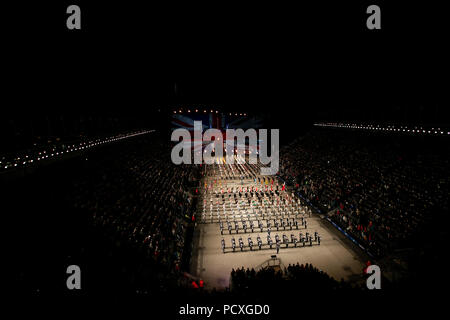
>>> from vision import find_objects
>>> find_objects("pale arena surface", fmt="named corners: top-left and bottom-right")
top-left (190, 159), bottom-right (369, 290)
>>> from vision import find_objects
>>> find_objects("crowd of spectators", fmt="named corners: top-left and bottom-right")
top-left (231, 262), bottom-right (351, 292)
top-left (67, 133), bottom-right (201, 293)
top-left (278, 129), bottom-right (450, 258)
top-left (10, 127), bottom-right (448, 294)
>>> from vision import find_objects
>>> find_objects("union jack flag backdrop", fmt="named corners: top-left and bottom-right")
top-left (171, 112), bottom-right (263, 131)
top-left (171, 111), bottom-right (264, 153)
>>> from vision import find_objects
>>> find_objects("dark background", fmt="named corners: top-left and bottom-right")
top-left (3, 1), bottom-right (449, 122)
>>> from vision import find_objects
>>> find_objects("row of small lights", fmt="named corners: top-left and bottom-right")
top-left (173, 109), bottom-right (247, 116)
top-left (1, 130), bottom-right (155, 170)
top-left (228, 113), bottom-right (247, 116)
top-left (314, 123), bottom-right (450, 135)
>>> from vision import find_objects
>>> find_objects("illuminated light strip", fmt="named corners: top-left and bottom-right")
top-left (1, 130), bottom-right (155, 171)
top-left (314, 123), bottom-right (448, 135)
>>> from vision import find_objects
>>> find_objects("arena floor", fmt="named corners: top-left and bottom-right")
top-left (190, 177), bottom-right (369, 290)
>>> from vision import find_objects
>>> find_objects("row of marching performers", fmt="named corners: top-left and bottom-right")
top-left (221, 231), bottom-right (321, 253)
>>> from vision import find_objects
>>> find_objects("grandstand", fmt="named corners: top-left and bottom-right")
top-left (2, 111), bottom-right (449, 298)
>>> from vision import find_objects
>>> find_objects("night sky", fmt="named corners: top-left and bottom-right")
top-left (2, 1), bottom-right (449, 146)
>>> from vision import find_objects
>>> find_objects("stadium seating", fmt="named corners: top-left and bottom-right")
top-left (278, 129), bottom-right (450, 258)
